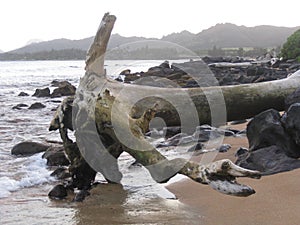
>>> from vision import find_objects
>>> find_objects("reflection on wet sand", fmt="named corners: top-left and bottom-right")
top-left (73, 183), bottom-right (202, 225)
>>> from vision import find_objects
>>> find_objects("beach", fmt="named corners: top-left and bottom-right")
top-left (167, 123), bottom-right (300, 225)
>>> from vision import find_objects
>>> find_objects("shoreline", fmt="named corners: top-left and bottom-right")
top-left (167, 122), bottom-right (300, 225)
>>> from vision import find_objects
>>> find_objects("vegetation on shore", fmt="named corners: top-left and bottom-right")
top-left (280, 29), bottom-right (300, 62)
top-left (0, 46), bottom-right (279, 61)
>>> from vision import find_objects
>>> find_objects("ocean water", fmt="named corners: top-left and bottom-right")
top-left (0, 60), bottom-right (199, 224)
top-left (0, 60), bottom-right (85, 199)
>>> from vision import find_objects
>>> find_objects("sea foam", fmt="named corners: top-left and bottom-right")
top-left (0, 153), bottom-right (55, 198)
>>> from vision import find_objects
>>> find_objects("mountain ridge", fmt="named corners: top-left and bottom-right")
top-left (1, 23), bottom-right (299, 60)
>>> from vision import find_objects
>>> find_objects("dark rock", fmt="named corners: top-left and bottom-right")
top-left (115, 76), bottom-right (123, 82)
top-left (156, 133), bottom-right (188, 147)
top-left (166, 72), bottom-right (184, 80)
top-left (51, 80), bottom-right (72, 88)
top-left (281, 103), bottom-right (300, 147)
top-left (51, 81), bottom-right (76, 98)
top-left (164, 126), bottom-right (181, 138)
top-left (146, 66), bottom-right (165, 76)
top-left (289, 63), bottom-right (300, 71)
top-left (48, 184), bottom-right (68, 199)
top-left (42, 146), bottom-right (70, 166)
top-left (183, 80), bottom-right (200, 88)
top-left (278, 63), bottom-right (292, 69)
top-left (223, 129), bottom-right (236, 137)
top-left (217, 144), bottom-right (231, 152)
top-left (202, 56), bottom-right (225, 64)
top-left (235, 147), bottom-right (249, 157)
top-left (196, 125), bottom-right (223, 142)
top-left (171, 64), bottom-right (186, 74)
top-left (285, 87), bottom-right (300, 110)
top-left (11, 141), bottom-right (50, 156)
top-left (12, 103), bottom-right (28, 110)
top-left (32, 87), bottom-right (50, 97)
top-left (50, 167), bottom-right (71, 179)
top-left (48, 100), bottom-right (61, 103)
top-left (187, 142), bottom-right (204, 152)
top-left (236, 129), bottom-right (247, 136)
top-left (286, 59), bottom-right (296, 63)
top-left (162, 67), bottom-right (174, 75)
top-left (124, 73), bottom-right (141, 83)
top-left (246, 109), bottom-right (299, 158)
top-left (159, 60), bottom-right (170, 69)
top-left (236, 106), bottom-right (300, 175)
top-left (28, 102), bottom-right (46, 109)
top-left (119, 69), bottom-right (131, 75)
top-left (114, 59), bottom-right (295, 88)
top-left (226, 128), bottom-right (241, 134)
top-left (18, 92), bottom-right (29, 96)
top-left (236, 145), bottom-right (300, 175)
top-left (73, 190), bottom-right (90, 202)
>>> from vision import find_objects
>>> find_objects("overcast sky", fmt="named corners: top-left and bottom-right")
top-left (0, 0), bottom-right (299, 52)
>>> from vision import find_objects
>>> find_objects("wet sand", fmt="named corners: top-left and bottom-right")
top-left (167, 123), bottom-right (300, 225)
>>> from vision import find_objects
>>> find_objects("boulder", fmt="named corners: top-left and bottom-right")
top-left (73, 190), bottom-right (90, 202)
top-left (235, 147), bottom-right (249, 157)
top-left (12, 103), bottom-right (28, 110)
top-left (146, 66), bottom-right (165, 76)
top-left (236, 145), bottom-right (300, 175)
top-left (32, 87), bottom-right (50, 97)
top-left (48, 184), bottom-right (68, 199)
top-left (51, 81), bottom-right (76, 98)
top-left (236, 106), bottom-right (300, 175)
top-left (42, 146), bottom-right (70, 166)
top-left (119, 69), bottom-right (131, 75)
top-left (50, 167), bottom-right (71, 179)
top-left (18, 92), bottom-right (29, 96)
top-left (159, 60), bottom-right (170, 69)
top-left (217, 144), bottom-right (231, 153)
top-left (281, 103), bottom-right (300, 147)
top-left (124, 73), bottom-right (141, 83)
top-left (51, 80), bottom-right (72, 88)
top-left (11, 141), bottom-right (50, 156)
top-left (246, 109), bottom-right (299, 158)
top-left (28, 102), bottom-right (46, 109)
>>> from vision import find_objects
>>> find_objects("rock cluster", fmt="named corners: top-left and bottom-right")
top-left (14, 80), bottom-right (76, 111)
top-left (50, 80), bottom-right (76, 98)
top-left (236, 88), bottom-right (300, 175)
top-left (116, 57), bottom-right (300, 88)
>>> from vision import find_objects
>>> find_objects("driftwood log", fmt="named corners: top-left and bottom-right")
top-left (50, 13), bottom-right (300, 200)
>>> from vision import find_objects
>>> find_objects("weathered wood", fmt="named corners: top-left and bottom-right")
top-left (85, 13), bottom-right (116, 76)
top-left (56, 13), bottom-right (263, 198)
top-left (90, 69), bottom-right (300, 127)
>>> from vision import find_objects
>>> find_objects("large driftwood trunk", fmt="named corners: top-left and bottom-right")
top-left (51, 13), bottom-right (298, 199)
top-left (80, 71), bottom-right (300, 128)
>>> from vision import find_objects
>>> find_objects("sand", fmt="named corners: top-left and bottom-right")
top-left (167, 123), bottom-right (300, 225)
